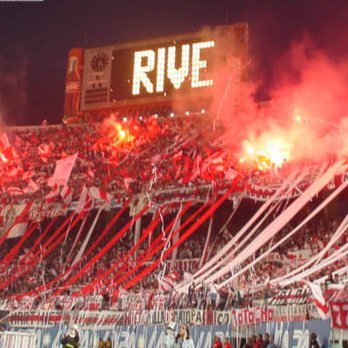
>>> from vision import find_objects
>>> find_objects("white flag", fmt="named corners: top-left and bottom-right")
top-left (7, 222), bottom-right (28, 239)
top-left (51, 153), bottom-right (78, 186)
top-left (0, 132), bottom-right (10, 148)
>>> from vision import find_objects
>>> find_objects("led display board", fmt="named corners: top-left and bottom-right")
top-left (80, 23), bottom-right (248, 111)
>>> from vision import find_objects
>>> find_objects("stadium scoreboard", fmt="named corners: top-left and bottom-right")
top-left (63, 23), bottom-right (248, 120)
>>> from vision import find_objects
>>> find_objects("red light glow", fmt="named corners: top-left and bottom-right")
top-left (240, 136), bottom-right (291, 170)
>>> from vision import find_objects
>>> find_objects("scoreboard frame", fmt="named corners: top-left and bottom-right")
top-left (64, 23), bottom-right (248, 122)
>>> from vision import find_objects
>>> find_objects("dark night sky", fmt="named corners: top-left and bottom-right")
top-left (0, 0), bottom-right (347, 125)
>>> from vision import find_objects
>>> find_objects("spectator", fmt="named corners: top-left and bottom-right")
top-left (267, 336), bottom-right (276, 348)
top-left (188, 282), bottom-right (195, 307)
top-left (262, 334), bottom-right (269, 348)
top-left (212, 335), bottom-right (223, 348)
top-left (309, 333), bottom-right (320, 348)
top-left (61, 325), bottom-right (80, 348)
top-left (174, 324), bottom-right (195, 348)
top-left (223, 337), bottom-right (233, 348)
top-left (243, 337), bottom-right (254, 348)
top-left (324, 272), bottom-right (334, 288)
top-left (253, 335), bottom-right (263, 348)
top-left (163, 322), bottom-right (176, 348)
top-left (207, 282), bottom-right (218, 310)
top-left (105, 337), bottom-right (112, 348)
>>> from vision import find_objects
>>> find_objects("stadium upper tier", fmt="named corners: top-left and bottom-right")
top-left (0, 114), bottom-right (337, 210)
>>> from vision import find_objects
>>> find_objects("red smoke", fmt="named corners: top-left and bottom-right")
top-left (216, 37), bottom-right (348, 165)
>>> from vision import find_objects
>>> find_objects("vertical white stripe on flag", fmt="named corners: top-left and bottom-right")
top-left (51, 153), bottom-right (78, 186)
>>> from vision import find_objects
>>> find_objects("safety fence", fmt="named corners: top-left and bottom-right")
top-left (0, 331), bottom-right (36, 348)
top-left (3, 302), bottom-right (348, 346)
top-left (3, 320), bottom-right (331, 348)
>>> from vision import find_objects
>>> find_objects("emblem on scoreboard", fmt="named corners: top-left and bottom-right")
top-left (91, 52), bottom-right (109, 72)
top-left (84, 51), bottom-right (111, 105)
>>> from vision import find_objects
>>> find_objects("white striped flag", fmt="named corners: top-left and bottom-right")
top-left (0, 132), bottom-right (17, 162)
top-left (60, 186), bottom-right (73, 205)
top-left (173, 150), bottom-right (183, 161)
top-left (304, 280), bottom-right (329, 319)
top-left (37, 143), bottom-right (51, 163)
top-left (159, 273), bottom-right (178, 293)
top-left (0, 132), bottom-right (10, 148)
top-left (204, 150), bottom-right (227, 165)
top-left (225, 168), bottom-right (238, 181)
top-left (7, 221), bottom-right (28, 239)
top-left (49, 153), bottom-right (78, 186)
top-left (89, 187), bottom-right (112, 203)
top-left (23, 179), bottom-right (39, 194)
top-left (124, 177), bottom-right (134, 191)
top-left (7, 186), bottom-right (24, 196)
top-left (22, 170), bottom-right (35, 182)
top-left (76, 186), bottom-right (93, 214)
top-left (1, 203), bottom-right (32, 239)
top-left (45, 183), bottom-right (60, 203)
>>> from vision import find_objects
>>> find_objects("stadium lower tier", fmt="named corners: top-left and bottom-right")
top-left (0, 313), bottom-right (342, 348)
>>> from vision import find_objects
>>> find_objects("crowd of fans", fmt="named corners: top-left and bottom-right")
top-left (0, 203), bottom-right (346, 313)
top-left (0, 112), bottom-right (318, 208)
top-left (0, 115), bottom-right (346, 315)
top-left (0, 114), bottom-right (238, 207)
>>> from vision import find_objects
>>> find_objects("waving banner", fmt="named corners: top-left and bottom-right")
top-left (330, 302), bottom-right (348, 329)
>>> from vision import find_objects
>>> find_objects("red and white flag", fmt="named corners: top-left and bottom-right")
top-left (87, 168), bottom-right (95, 178)
top-left (89, 187), bottom-right (112, 203)
top-left (7, 221), bottom-right (28, 239)
top-left (7, 186), bottom-right (24, 196)
top-left (304, 281), bottom-right (329, 319)
top-left (6, 166), bottom-right (20, 177)
top-left (0, 132), bottom-right (10, 149)
top-left (76, 186), bottom-right (93, 214)
top-left (49, 153), bottom-right (78, 186)
top-left (1, 203), bottom-right (32, 239)
top-left (23, 179), bottom-right (39, 194)
top-left (159, 273), bottom-right (178, 292)
top-left (37, 143), bottom-right (51, 163)
top-left (173, 150), bottom-right (183, 161)
top-left (45, 183), bottom-right (60, 203)
top-left (225, 168), bottom-right (238, 181)
top-left (124, 177), bottom-right (134, 191)
top-left (0, 132), bottom-right (16, 162)
top-left (22, 170), bottom-right (35, 182)
top-left (60, 186), bottom-right (73, 205)
top-left (204, 150), bottom-right (227, 165)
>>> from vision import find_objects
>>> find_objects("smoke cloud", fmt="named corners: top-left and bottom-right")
top-left (0, 49), bottom-right (28, 125)
top-left (216, 36), bottom-right (348, 163)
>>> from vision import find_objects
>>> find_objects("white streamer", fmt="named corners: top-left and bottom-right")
top-left (272, 213), bottom-right (348, 285)
top-left (71, 209), bottom-right (102, 266)
top-left (192, 169), bottom-right (300, 280)
top-left (199, 217), bottom-right (213, 268)
top-left (281, 240), bottom-right (348, 286)
top-left (211, 161), bottom-right (346, 287)
top-left (218, 162), bottom-right (347, 288)
top-left (181, 168), bottom-right (305, 290)
top-left (66, 214), bottom-right (89, 262)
